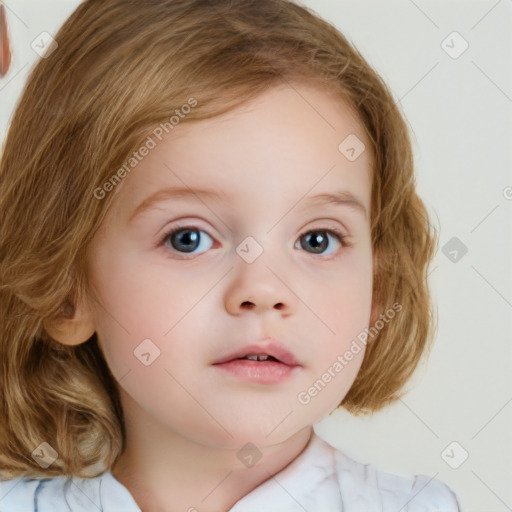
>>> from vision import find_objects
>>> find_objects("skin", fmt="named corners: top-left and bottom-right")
top-left (53, 83), bottom-right (376, 512)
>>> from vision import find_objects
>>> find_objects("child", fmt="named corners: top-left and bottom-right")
top-left (0, 0), bottom-right (461, 510)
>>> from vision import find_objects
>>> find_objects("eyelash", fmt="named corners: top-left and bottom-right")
top-left (156, 223), bottom-right (352, 258)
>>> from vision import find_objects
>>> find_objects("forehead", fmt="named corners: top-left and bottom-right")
top-left (110, 83), bottom-right (372, 220)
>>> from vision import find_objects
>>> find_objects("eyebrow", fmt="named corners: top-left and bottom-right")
top-left (300, 191), bottom-right (367, 219)
top-left (128, 186), bottom-right (367, 223)
top-left (128, 187), bottom-right (229, 223)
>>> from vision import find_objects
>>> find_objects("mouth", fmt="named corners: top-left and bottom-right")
top-left (212, 341), bottom-right (301, 384)
top-left (213, 341), bottom-right (300, 367)
top-left (236, 354), bottom-right (280, 362)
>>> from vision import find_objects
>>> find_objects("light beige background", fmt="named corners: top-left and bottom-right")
top-left (1, 1), bottom-right (511, 510)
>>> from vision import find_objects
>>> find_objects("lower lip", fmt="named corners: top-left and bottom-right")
top-left (213, 359), bottom-right (300, 384)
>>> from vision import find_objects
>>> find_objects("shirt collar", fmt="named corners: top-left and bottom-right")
top-left (100, 432), bottom-right (342, 512)
top-left (229, 432), bottom-right (343, 511)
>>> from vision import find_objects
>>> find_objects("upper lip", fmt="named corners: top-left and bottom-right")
top-left (213, 340), bottom-right (300, 366)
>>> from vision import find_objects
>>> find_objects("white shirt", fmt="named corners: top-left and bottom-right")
top-left (0, 433), bottom-right (461, 511)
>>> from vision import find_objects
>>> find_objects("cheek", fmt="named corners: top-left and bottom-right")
top-left (87, 243), bottom-right (208, 338)
top-left (299, 253), bottom-right (372, 406)
top-left (86, 247), bottom-right (218, 382)
top-left (309, 253), bottom-right (373, 345)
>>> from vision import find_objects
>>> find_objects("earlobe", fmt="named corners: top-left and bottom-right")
top-left (43, 298), bottom-right (95, 346)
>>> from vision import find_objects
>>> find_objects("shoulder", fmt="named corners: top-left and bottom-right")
top-left (0, 471), bottom-right (140, 512)
top-left (320, 437), bottom-right (462, 512)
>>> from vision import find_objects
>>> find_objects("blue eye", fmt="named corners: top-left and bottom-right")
top-left (159, 225), bottom-right (349, 258)
top-left (161, 226), bottom-right (213, 255)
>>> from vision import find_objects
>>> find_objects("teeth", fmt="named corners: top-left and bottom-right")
top-left (244, 354), bottom-right (270, 361)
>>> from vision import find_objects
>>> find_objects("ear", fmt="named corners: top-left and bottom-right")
top-left (43, 294), bottom-right (95, 346)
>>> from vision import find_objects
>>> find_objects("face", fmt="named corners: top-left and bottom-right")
top-left (85, 83), bottom-right (374, 449)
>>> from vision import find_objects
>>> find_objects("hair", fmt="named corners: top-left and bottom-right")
top-left (0, 0), bottom-right (438, 479)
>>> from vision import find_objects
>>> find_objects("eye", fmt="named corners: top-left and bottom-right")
top-left (295, 228), bottom-right (348, 256)
top-left (159, 225), bottom-right (214, 256)
top-left (157, 224), bottom-right (350, 259)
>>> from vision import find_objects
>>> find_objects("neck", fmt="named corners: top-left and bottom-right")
top-left (111, 394), bottom-right (313, 512)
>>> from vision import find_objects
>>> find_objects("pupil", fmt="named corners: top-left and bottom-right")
top-left (173, 229), bottom-right (199, 253)
top-left (303, 231), bottom-right (327, 253)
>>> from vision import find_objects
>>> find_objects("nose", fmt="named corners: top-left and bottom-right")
top-left (240, 297), bottom-right (284, 311)
top-left (224, 257), bottom-right (297, 316)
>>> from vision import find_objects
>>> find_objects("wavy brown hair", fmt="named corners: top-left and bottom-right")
top-left (0, 0), bottom-right (438, 479)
